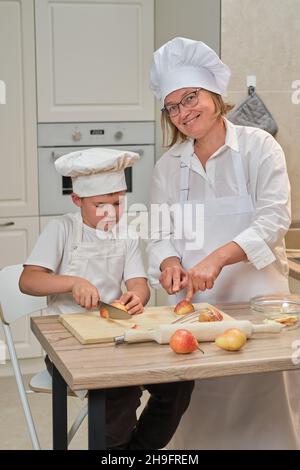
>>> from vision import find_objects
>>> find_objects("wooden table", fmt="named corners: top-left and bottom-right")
top-left (31, 303), bottom-right (300, 450)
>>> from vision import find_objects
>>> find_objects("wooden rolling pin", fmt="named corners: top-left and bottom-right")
top-left (114, 320), bottom-right (283, 344)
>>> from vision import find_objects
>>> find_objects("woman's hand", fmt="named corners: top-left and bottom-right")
top-left (186, 254), bottom-right (223, 301)
top-left (159, 257), bottom-right (189, 295)
top-left (185, 242), bottom-right (247, 300)
top-left (72, 278), bottom-right (100, 310)
top-left (115, 292), bottom-right (144, 315)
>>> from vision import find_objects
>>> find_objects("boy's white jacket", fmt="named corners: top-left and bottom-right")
top-left (25, 212), bottom-right (146, 315)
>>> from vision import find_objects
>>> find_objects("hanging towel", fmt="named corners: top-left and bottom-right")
top-left (228, 88), bottom-right (278, 136)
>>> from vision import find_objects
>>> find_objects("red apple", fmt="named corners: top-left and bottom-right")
top-left (174, 300), bottom-right (195, 315)
top-left (169, 329), bottom-right (203, 354)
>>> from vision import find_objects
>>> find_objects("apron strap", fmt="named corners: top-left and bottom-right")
top-left (71, 212), bottom-right (83, 249)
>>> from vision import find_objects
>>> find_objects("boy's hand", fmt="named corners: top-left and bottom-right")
top-left (72, 278), bottom-right (100, 310)
top-left (115, 292), bottom-right (144, 315)
top-left (160, 264), bottom-right (189, 294)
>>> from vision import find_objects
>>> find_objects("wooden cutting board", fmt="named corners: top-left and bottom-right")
top-left (59, 303), bottom-right (235, 345)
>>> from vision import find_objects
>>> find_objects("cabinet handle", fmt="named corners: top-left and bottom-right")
top-left (0, 222), bottom-right (15, 227)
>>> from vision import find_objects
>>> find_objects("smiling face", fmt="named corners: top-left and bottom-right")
top-left (164, 87), bottom-right (220, 140)
top-left (72, 191), bottom-right (125, 231)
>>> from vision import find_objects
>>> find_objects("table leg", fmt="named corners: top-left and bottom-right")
top-left (88, 389), bottom-right (106, 450)
top-left (52, 365), bottom-right (68, 450)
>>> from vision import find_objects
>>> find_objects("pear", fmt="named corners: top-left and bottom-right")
top-left (215, 328), bottom-right (247, 351)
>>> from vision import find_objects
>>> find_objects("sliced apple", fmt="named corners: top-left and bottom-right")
top-left (174, 300), bottom-right (195, 315)
top-left (99, 307), bottom-right (109, 318)
top-left (211, 307), bottom-right (223, 321)
top-left (111, 301), bottom-right (128, 312)
top-left (198, 309), bottom-right (220, 322)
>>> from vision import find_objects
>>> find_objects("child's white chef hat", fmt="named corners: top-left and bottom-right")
top-left (55, 147), bottom-right (139, 197)
top-left (150, 37), bottom-right (231, 102)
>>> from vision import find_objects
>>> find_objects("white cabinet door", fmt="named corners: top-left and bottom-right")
top-left (35, 0), bottom-right (155, 122)
top-left (0, 0), bottom-right (38, 217)
top-left (0, 217), bottom-right (42, 358)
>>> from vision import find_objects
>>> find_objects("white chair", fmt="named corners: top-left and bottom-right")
top-left (0, 264), bottom-right (87, 449)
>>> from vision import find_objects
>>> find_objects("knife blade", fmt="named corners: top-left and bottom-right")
top-left (99, 301), bottom-right (131, 320)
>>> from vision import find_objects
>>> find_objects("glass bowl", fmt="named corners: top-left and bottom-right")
top-left (250, 295), bottom-right (300, 329)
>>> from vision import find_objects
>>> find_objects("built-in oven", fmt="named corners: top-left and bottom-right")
top-left (38, 122), bottom-right (155, 216)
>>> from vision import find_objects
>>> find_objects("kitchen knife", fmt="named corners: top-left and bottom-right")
top-left (99, 301), bottom-right (131, 320)
top-left (114, 319), bottom-right (284, 344)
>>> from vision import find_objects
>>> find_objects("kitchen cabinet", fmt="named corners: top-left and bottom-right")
top-left (0, 0), bottom-right (38, 217)
top-left (0, 1), bottom-right (41, 359)
top-left (0, 217), bottom-right (42, 358)
top-left (35, 0), bottom-right (155, 122)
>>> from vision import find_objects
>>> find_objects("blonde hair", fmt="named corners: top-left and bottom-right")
top-left (161, 91), bottom-right (234, 148)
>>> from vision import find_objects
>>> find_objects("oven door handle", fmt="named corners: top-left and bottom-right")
top-left (51, 151), bottom-right (63, 161)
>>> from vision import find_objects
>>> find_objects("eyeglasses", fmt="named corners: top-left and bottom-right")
top-left (161, 88), bottom-right (202, 117)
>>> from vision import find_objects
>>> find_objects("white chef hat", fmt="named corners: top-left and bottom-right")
top-left (55, 147), bottom-right (139, 197)
top-left (150, 37), bottom-right (231, 102)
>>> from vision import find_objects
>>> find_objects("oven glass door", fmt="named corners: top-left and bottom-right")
top-left (38, 145), bottom-right (154, 216)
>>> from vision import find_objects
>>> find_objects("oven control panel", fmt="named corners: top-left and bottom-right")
top-left (38, 122), bottom-right (154, 147)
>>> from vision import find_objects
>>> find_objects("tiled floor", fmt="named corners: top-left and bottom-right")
top-left (0, 373), bottom-right (148, 450)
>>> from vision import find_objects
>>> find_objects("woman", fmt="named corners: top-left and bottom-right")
top-left (148, 37), bottom-right (299, 449)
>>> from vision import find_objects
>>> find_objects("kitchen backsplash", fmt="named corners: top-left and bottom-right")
top-left (221, 0), bottom-right (300, 224)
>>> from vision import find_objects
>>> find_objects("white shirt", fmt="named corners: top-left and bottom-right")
top-left (148, 118), bottom-right (290, 284)
top-left (25, 213), bottom-right (147, 282)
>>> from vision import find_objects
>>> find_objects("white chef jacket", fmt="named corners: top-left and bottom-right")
top-left (148, 118), bottom-right (290, 285)
top-left (25, 212), bottom-right (147, 313)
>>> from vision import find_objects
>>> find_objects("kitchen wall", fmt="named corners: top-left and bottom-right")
top-left (154, 0), bottom-right (221, 157)
top-left (221, 0), bottom-right (300, 224)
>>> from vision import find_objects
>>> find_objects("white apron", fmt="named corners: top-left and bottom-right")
top-left (47, 212), bottom-right (126, 315)
top-left (168, 151), bottom-right (298, 449)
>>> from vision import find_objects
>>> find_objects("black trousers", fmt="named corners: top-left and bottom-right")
top-left (45, 355), bottom-right (194, 450)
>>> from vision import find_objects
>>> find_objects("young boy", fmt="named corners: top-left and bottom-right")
top-left (20, 148), bottom-right (194, 450)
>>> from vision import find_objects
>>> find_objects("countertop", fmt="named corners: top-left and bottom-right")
top-left (31, 303), bottom-right (300, 391)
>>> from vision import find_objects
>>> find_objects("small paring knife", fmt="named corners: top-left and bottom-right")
top-left (99, 301), bottom-right (131, 320)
